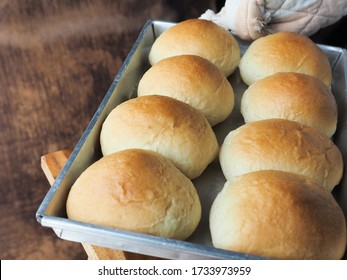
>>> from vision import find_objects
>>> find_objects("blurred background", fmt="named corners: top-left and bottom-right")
top-left (0, 0), bottom-right (346, 260)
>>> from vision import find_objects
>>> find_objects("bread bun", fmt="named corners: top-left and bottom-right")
top-left (210, 170), bottom-right (347, 259)
top-left (219, 119), bottom-right (343, 191)
top-left (239, 31), bottom-right (332, 86)
top-left (149, 19), bottom-right (240, 77)
top-left (138, 55), bottom-right (234, 126)
top-left (66, 149), bottom-right (201, 240)
top-left (100, 95), bottom-right (219, 179)
top-left (241, 72), bottom-right (337, 137)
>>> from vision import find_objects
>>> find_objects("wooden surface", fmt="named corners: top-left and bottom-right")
top-left (0, 0), bottom-right (216, 260)
top-left (41, 149), bottom-right (160, 260)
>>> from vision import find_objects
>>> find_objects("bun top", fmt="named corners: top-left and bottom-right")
top-left (210, 170), bottom-right (347, 259)
top-left (66, 149), bottom-right (201, 240)
top-left (219, 119), bottom-right (343, 191)
top-left (138, 55), bottom-right (234, 126)
top-left (240, 72), bottom-right (338, 137)
top-left (149, 19), bottom-right (240, 77)
top-left (239, 31), bottom-right (332, 86)
top-left (100, 95), bottom-right (219, 179)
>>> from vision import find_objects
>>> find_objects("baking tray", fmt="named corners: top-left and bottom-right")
top-left (36, 20), bottom-right (347, 260)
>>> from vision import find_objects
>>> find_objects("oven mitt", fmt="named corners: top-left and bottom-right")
top-left (200, 0), bottom-right (347, 40)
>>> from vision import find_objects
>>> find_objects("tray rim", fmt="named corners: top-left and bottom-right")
top-left (36, 19), bottom-right (347, 260)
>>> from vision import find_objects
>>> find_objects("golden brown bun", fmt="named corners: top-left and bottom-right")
top-left (219, 119), bottom-right (343, 191)
top-left (138, 55), bottom-right (234, 126)
top-left (241, 72), bottom-right (338, 137)
top-left (149, 19), bottom-right (240, 77)
top-left (100, 95), bottom-right (219, 179)
top-left (239, 31), bottom-right (332, 86)
top-left (210, 170), bottom-right (347, 259)
top-left (66, 149), bottom-right (201, 240)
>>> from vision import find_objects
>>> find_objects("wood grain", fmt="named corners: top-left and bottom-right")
top-left (0, 0), bottom-right (216, 260)
top-left (41, 149), bottom-right (73, 185)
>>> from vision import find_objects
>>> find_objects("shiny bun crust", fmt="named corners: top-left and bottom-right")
top-left (149, 19), bottom-right (240, 77)
top-left (138, 55), bottom-right (234, 126)
top-left (219, 119), bottom-right (343, 191)
top-left (66, 149), bottom-right (201, 240)
top-left (239, 31), bottom-right (332, 86)
top-left (210, 170), bottom-right (347, 259)
top-left (241, 72), bottom-right (337, 137)
top-left (100, 95), bottom-right (219, 179)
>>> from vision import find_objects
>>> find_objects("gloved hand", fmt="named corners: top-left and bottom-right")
top-left (200, 0), bottom-right (347, 40)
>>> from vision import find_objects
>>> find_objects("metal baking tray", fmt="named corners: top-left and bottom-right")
top-left (36, 20), bottom-right (347, 260)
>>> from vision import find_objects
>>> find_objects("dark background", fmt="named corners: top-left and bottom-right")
top-left (0, 0), bottom-right (346, 260)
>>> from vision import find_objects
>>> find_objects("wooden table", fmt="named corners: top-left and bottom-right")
top-left (41, 149), bottom-right (160, 260)
top-left (0, 0), bottom-right (217, 260)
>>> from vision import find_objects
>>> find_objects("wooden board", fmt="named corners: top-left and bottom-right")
top-left (0, 0), bottom-right (218, 260)
top-left (41, 149), bottom-right (160, 260)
